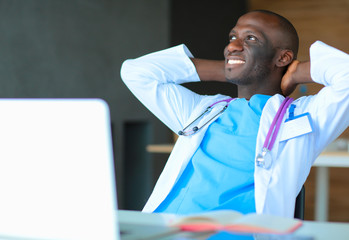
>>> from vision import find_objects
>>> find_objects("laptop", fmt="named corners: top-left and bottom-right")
top-left (0, 99), bottom-right (119, 240)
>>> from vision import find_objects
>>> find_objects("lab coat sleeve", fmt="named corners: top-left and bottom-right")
top-left (305, 41), bottom-right (349, 157)
top-left (120, 45), bottom-right (206, 134)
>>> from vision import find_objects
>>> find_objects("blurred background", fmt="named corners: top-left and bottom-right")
top-left (0, 0), bottom-right (348, 222)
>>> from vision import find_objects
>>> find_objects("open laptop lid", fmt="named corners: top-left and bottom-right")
top-left (0, 99), bottom-right (119, 240)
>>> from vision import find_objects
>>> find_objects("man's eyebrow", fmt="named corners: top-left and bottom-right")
top-left (229, 29), bottom-right (236, 35)
top-left (229, 29), bottom-right (259, 36)
top-left (243, 29), bottom-right (261, 36)
top-left (245, 30), bottom-right (256, 34)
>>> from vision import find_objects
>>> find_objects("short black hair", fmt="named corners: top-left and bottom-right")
top-left (251, 9), bottom-right (299, 59)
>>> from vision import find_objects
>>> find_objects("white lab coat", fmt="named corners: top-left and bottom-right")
top-left (120, 41), bottom-right (349, 218)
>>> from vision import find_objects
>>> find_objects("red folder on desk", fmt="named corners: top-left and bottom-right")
top-left (170, 210), bottom-right (302, 234)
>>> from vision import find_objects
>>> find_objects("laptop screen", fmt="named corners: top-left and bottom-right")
top-left (0, 99), bottom-right (119, 240)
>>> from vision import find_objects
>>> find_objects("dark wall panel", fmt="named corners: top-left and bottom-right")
top-left (0, 0), bottom-right (171, 209)
top-left (171, 0), bottom-right (248, 97)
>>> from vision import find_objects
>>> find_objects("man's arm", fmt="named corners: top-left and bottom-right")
top-left (190, 58), bottom-right (226, 82)
top-left (281, 60), bottom-right (314, 96)
top-left (120, 45), bottom-right (217, 134)
top-left (287, 41), bottom-right (349, 157)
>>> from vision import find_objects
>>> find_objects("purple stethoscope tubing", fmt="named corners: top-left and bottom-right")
top-left (263, 97), bottom-right (294, 151)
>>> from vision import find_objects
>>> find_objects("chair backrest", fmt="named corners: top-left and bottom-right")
top-left (294, 185), bottom-right (305, 220)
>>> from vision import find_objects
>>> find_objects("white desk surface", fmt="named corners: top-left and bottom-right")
top-left (118, 210), bottom-right (349, 240)
top-left (295, 221), bottom-right (349, 240)
top-left (313, 151), bottom-right (349, 167)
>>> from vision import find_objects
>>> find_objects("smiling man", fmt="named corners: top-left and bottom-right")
top-left (120, 10), bottom-right (349, 218)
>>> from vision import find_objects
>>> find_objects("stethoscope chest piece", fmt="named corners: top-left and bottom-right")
top-left (256, 147), bottom-right (272, 169)
top-left (256, 97), bottom-right (293, 169)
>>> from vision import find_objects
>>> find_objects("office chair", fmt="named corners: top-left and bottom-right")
top-left (294, 185), bottom-right (305, 220)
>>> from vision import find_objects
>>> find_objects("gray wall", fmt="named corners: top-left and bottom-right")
top-left (0, 0), bottom-right (171, 209)
top-left (0, 0), bottom-right (246, 210)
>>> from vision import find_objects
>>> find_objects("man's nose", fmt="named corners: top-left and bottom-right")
top-left (226, 39), bottom-right (244, 53)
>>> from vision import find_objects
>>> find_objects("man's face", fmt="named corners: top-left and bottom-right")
top-left (224, 12), bottom-right (282, 86)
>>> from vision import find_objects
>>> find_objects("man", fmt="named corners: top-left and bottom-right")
top-left (120, 10), bottom-right (349, 218)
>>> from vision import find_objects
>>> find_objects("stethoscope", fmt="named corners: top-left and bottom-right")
top-left (178, 98), bottom-right (235, 136)
top-left (178, 96), bottom-right (294, 169)
top-left (256, 97), bottom-right (293, 168)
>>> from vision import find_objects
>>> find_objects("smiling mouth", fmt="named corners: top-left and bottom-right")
top-left (227, 59), bottom-right (245, 64)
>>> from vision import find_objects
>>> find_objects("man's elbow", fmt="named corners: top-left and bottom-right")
top-left (120, 59), bottom-right (133, 82)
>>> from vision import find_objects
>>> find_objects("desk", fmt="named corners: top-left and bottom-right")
top-left (119, 210), bottom-right (349, 240)
top-left (294, 221), bottom-right (349, 240)
top-left (146, 144), bottom-right (174, 154)
top-left (312, 152), bottom-right (349, 221)
top-left (146, 144), bottom-right (349, 222)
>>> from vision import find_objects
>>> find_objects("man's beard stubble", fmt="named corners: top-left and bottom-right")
top-left (225, 63), bottom-right (272, 87)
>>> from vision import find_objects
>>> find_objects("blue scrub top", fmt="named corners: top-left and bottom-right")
top-left (155, 94), bottom-right (271, 215)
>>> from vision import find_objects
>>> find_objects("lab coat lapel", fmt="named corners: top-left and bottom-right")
top-left (174, 99), bottom-right (230, 180)
top-left (254, 94), bottom-right (284, 213)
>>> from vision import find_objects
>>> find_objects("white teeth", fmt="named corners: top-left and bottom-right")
top-left (228, 59), bottom-right (245, 64)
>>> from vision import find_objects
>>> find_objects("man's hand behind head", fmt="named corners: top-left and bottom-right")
top-left (281, 60), bottom-right (313, 96)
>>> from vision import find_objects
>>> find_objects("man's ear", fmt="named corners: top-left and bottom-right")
top-left (276, 49), bottom-right (294, 67)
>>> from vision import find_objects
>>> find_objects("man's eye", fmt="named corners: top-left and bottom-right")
top-left (230, 35), bottom-right (237, 41)
top-left (246, 35), bottom-right (257, 41)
